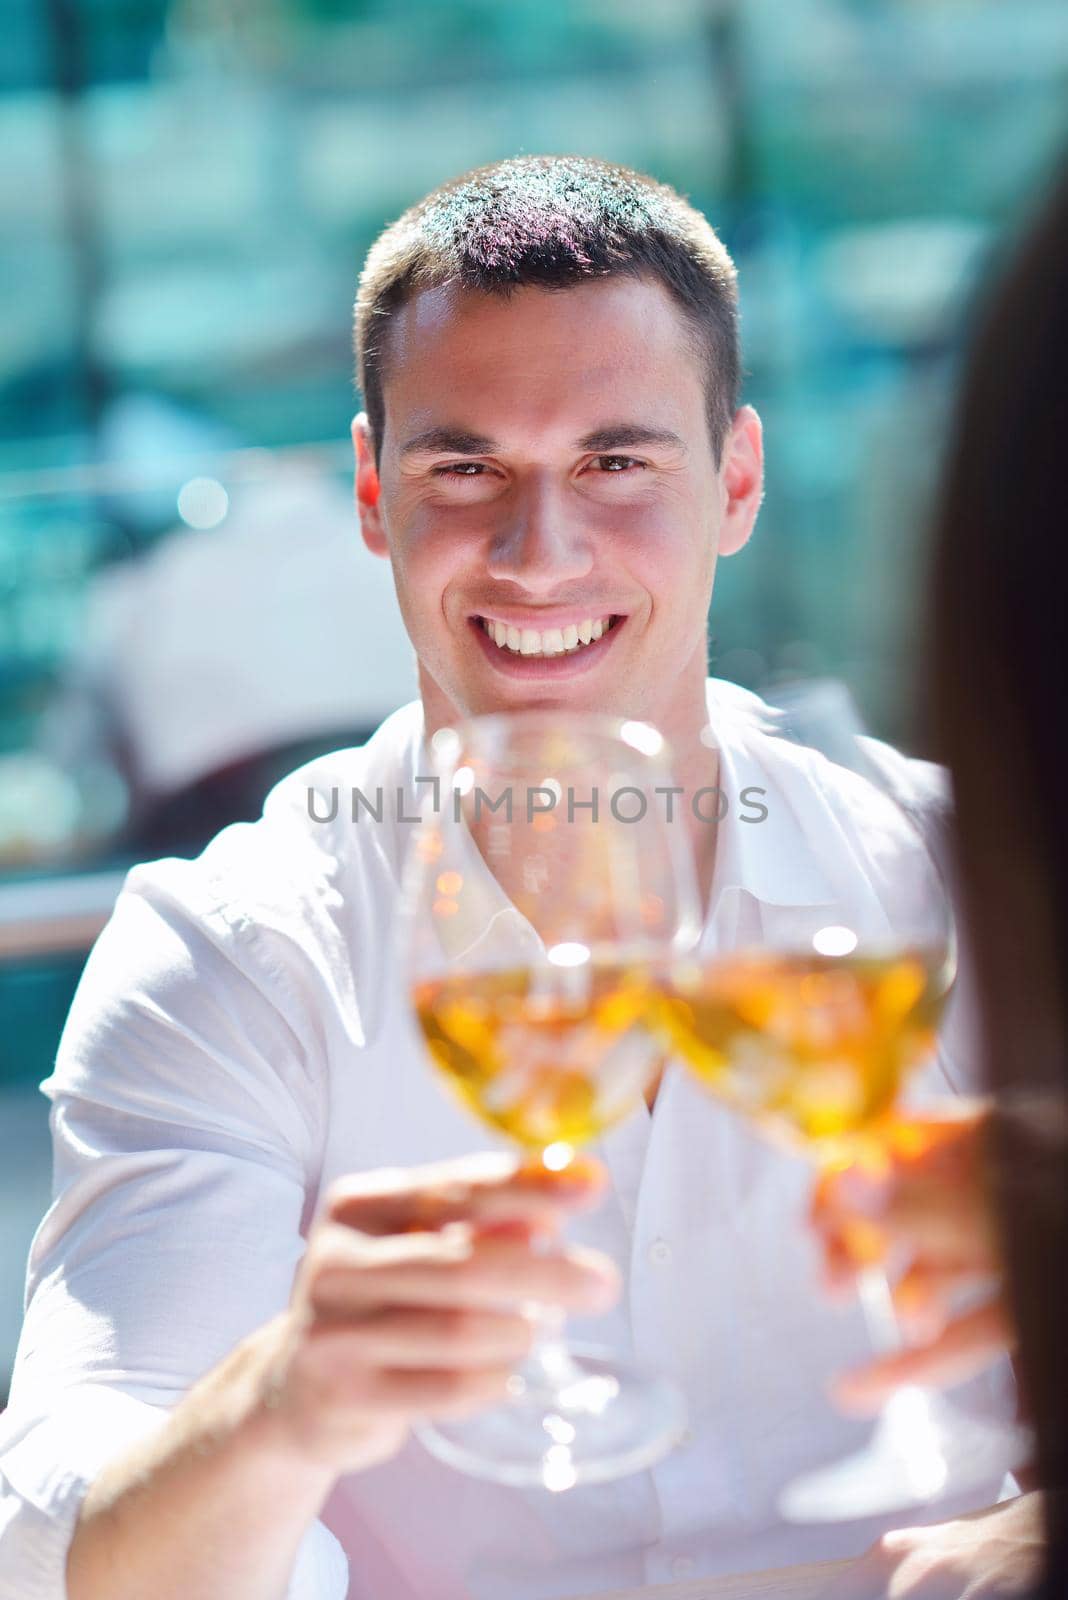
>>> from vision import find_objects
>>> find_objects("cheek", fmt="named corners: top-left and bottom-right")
top-left (388, 505), bottom-right (465, 586)
top-left (385, 507), bottom-right (489, 643)
top-left (605, 505), bottom-right (716, 597)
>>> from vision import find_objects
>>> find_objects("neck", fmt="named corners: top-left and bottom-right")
top-left (416, 654), bottom-right (720, 915)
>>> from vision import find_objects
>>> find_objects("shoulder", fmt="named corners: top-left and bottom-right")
top-left (91, 699), bottom-right (424, 1020)
top-left (262, 698), bottom-right (425, 835)
top-left (707, 677), bottom-right (950, 901)
top-left (126, 698), bottom-right (424, 929)
top-left (50, 702), bottom-right (426, 1122)
top-left (709, 676), bottom-right (950, 824)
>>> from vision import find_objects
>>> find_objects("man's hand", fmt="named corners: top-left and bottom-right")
top-left (246, 1149), bottom-right (620, 1475)
top-left (824, 1494), bottom-right (1044, 1598)
top-left (810, 1106), bottom-right (1015, 1410)
top-left (66, 1151), bottom-right (618, 1600)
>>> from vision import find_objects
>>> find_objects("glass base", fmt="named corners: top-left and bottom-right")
top-left (414, 1340), bottom-right (687, 1489)
top-left (778, 1386), bottom-right (1032, 1523)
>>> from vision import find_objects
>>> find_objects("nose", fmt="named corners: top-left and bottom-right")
top-left (486, 478), bottom-right (594, 592)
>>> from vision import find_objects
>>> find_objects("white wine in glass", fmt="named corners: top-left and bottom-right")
top-left (401, 711), bottom-right (700, 1489)
top-left (655, 712), bottom-right (1028, 1522)
top-left (414, 960), bottom-right (667, 1152)
top-left (657, 945), bottom-right (948, 1151)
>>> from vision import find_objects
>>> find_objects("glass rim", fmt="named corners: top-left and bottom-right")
top-left (427, 709), bottom-right (675, 772)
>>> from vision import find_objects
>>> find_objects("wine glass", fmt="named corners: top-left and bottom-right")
top-left (653, 688), bottom-right (1029, 1521)
top-left (400, 711), bottom-right (701, 1489)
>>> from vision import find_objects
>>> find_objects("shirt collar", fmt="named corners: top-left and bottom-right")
top-left (401, 681), bottom-right (840, 922)
top-left (703, 678), bottom-right (839, 914)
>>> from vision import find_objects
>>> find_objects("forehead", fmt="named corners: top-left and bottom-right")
top-left (378, 275), bottom-right (706, 444)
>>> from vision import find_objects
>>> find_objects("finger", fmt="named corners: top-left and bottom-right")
top-left (813, 1163), bottom-right (997, 1273)
top-left (391, 1363), bottom-right (516, 1420)
top-left (810, 1170), bottom-right (894, 1275)
top-left (817, 1235), bottom-right (862, 1302)
top-left (313, 1359), bottom-right (517, 1419)
top-left (310, 1304), bottom-right (535, 1369)
top-left (309, 1227), bottom-right (621, 1317)
top-left (815, 1108), bottom-right (992, 1207)
top-left (880, 1183), bottom-right (1000, 1271)
top-left (882, 1103), bottom-right (992, 1169)
top-left (812, 1202), bottom-right (894, 1274)
top-left (323, 1151), bottom-right (607, 1236)
top-left (811, 1111), bottom-right (984, 1226)
top-left (829, 1302), bottom-right (1016, 1414)
top-left (815, 1218), bottom-right (1001, 1326)
top-left (892, 1262), bottom-right (1003, 1339)
top-left (811, 1154), bottom-right (891, 1227)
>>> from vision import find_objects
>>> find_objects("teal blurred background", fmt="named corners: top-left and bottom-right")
top-left (1, 0), bottom-right (1067, 1399)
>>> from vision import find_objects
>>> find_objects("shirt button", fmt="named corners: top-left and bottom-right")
top-left (671, 1555), bottom-right (695, 1579)
top-left (648, 1238), bottom-right (672, 1265)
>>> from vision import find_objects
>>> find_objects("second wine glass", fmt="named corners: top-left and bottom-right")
top-left (653, 704), bottom-right (1028, 1520)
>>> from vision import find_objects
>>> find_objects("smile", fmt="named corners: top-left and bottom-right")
top-left (467, 611), bottom-right (626, 680)
top-left (475, 613), bottom-right (621, 658)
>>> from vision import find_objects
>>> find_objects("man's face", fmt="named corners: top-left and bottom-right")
top-left (354, 274), bottom-right (762, 737)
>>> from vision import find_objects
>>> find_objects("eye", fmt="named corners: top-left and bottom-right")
top-left (590, 455), bottom-right (645, 474)
top-left (433, 462), bottom-right (488, 478)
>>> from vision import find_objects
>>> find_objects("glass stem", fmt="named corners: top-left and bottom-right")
top-left (855, 1265), bottom-right (949, 1477)
top-left (856, 1265), bottom-right (902, 1357)
top-left (519, 1220), bottom-right (590, 1389)
top-left (513, 1149), bottom-right (600, 1388)
top-left (524, 1300), bottom-right (581, 1384)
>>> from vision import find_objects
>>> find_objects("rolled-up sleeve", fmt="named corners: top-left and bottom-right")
top-left (0, 846), bottom-right (350, 1598)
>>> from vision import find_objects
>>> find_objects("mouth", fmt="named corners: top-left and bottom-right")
top-left (476, 611), bottom-right (622, 657)
top-left (467, 611), bottom-right (626, 679)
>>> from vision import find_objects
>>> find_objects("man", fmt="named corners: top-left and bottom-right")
top-left (0, 157), bottom-right (1037, 1600)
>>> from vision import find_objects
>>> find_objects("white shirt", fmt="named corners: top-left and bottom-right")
top-left (0, 680), bottom-right (1011, 1600)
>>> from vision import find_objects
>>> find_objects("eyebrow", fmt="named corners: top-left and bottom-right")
top-left (400, 426), bottom-right (497, 457)
top-left (575, 424), bottom-right (686, 454)
top-left (399, 423), bottom-right (687, 457)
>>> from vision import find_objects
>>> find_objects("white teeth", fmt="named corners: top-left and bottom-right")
top-left (480, 616), bottom-right (615, 657)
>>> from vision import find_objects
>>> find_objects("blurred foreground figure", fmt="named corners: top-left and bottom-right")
top-left (931, 157), bottom-right (1068, 1599)
top-left (815, 158), bottom-right (1068, 1599)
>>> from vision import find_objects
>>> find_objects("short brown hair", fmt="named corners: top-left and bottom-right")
top-left (354, 155), bottom-right (740, 468)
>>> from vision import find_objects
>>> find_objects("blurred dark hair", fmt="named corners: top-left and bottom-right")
top-left (929, 159), bottom-right (1068, 1591)
top-left (354, 155), bottom-right (740, 468)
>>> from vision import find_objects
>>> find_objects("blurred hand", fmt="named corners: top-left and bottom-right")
top-left (811, 1105), bottom-right (1015, 1411)
top-left (823, 1492), bottom-right (1044, 1599)
top-left (249, 1150), bottom-right (620, 1475)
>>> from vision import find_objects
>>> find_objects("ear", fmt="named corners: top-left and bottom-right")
top-left (717, 405), bottom-right (764, 558)
top-left (352, 412), bottom-right (388, 557)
